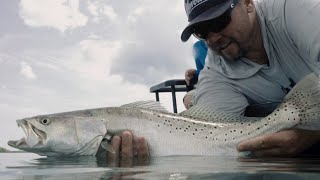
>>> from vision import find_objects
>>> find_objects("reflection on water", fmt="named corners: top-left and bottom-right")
top-left (1, 153), bottom-right (320, 179)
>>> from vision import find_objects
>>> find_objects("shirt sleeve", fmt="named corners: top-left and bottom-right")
top-left (193, 41), bottom-right (208, 78)
top-left (284, 0), bottom-right (320, 68)
top-left (193, 68), bottom-right (249, 116)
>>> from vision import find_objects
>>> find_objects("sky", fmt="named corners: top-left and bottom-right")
top-left (0, 0), bottom-right (198, 150)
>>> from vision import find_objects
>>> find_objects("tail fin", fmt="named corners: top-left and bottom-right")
top-left (282, 73), bottom-right (320, 130)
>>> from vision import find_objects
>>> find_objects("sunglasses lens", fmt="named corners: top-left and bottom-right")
top-left (192, 10), bottom-right (232, 40)
top-left (193, 26), bottom-right (208, 40)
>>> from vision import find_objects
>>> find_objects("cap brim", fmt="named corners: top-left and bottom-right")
top-left (181, 0), bottom-right (233, 42)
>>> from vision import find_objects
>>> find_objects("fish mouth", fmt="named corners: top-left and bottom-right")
top-left (8, 120), bottom-right (47, 150)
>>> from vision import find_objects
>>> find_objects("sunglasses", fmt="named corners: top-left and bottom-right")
top-left (192, 0), bottom-right (239, 40)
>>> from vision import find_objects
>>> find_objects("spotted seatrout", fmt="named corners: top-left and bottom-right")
top-left (8, 73), bottom-right (320, 156)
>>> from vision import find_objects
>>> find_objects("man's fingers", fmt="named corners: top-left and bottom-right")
top-left (120, 131), bottom-right (134, 158)
top-left (106, 131), bottom-right (150, 167)
top-left (237, 134), bottom-right (279, 151)
top-left (137, 137), bottom-right (149, 158)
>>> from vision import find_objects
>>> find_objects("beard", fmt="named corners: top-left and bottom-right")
top-left (211, 36), bottom-right (246, 62)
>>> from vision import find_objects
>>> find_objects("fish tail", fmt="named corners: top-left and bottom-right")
top-left (281, 73), bottom-right (320, 130)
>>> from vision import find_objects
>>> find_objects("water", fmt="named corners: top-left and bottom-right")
top-left (1, 153), bottom-right (320, 179)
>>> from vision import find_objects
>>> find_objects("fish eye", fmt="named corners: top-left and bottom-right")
top-left (40, 118), bottom-right (51, 125)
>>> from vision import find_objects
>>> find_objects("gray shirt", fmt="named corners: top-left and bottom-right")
top-left (193, 0), bottom-right (320, 116)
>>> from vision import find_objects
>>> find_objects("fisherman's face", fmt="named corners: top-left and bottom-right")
top-left (194, 0), bottom-right (256, 61)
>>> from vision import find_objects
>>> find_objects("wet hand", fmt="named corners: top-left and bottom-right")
top-left (237, 129), bottom-right (320, 157)
top-left (107, 131), bottom-right (149, 167)
top-left (185, 69), bottom-right (196, 86)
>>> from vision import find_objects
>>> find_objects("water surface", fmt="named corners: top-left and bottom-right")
top-left (1, 153), bottom-right (320, 179)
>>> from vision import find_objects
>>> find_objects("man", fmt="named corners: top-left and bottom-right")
top-left (180, 0), bottom-right (320, 156)
top-left (110, 0), bottom-right (320, 160)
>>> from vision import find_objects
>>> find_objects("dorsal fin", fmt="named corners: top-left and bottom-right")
top-left (179, 103), bottom-right (260, 123)
top-left (121, 100), bottom-right (168, 112)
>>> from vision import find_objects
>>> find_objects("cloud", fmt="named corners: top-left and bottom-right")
top-left (88, 1), bottom-right (117, 23)
top-left (59, 37), bottom-right (122, 81)
top-left (19, 0), bottom-right (88, 32)
top-left (20, 61), bottom-right (36, 79)
top-left (128, 7), bottom-right (146, 23)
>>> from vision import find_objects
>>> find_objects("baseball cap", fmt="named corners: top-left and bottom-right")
top-left (181, 0), bottom-right (234, 42)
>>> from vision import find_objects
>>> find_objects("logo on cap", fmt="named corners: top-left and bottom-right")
top-left (185, 0), bottom-right (208, 15)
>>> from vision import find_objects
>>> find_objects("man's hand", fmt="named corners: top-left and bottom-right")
top-left (237, 129), bottom-right (320, 157)
top-left (107, 131), bottom-right (149, 167)
top-left (185, 69), bottom-right (197, 86)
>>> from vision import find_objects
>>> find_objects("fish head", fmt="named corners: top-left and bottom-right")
top-left (8, 114), bottom-right (107, 156)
